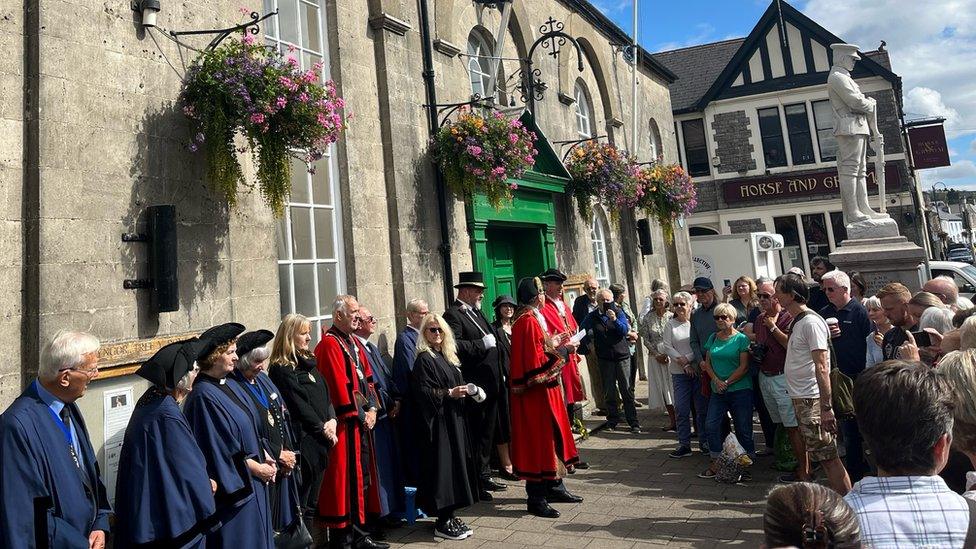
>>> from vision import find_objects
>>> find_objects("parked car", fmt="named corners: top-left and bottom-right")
top-left (922, 261), bottom-right (976, 301)
top-left (946, 247), bottom-right (974, 264)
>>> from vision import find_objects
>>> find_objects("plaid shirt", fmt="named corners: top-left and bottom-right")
top-left (845, 476), bottom-right (970, 548)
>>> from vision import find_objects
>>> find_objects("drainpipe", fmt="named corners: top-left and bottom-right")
top-left (418, 0), bottom-right (455, 306)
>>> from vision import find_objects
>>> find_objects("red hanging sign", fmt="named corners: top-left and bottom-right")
top-left (909, 123), bottom-right (951, 169)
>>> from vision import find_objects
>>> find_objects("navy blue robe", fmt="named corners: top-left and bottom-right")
top-left (392, 327), bottom-right (421, 486)
top-left (0, 381), bottom-right (112, 549)
top-left (229, 371), bottom-right (301, 532)
top-left (114, 389), bottom-right (218, 548)
top-left (183, 375), bottom-right (274, 549)
top-left (361, 339), bottom-right (406, 517)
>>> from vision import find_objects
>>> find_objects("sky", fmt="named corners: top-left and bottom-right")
top-left (590, 0), bottom-right (976, 191)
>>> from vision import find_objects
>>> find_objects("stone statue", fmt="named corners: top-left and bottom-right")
top-left (827, 43), bottom-right (898, 239)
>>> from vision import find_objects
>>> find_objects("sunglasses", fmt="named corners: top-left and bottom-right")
top-left (714, 315), bottom-right (731, 321)
top-left (757, 293), bottom-right (772, 299)
top-left (427, 327), bottom-right (443, 334)
top-left (673, 302), bottom-right (687, 307)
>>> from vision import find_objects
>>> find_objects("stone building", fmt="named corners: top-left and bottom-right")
top-left (654, 0), bottom-right (925, 277)
top-left (0, 0), bottom-right (689, 482)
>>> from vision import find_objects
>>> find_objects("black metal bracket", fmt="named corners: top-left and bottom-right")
top-left (424, 95), bottom-right (496, 127)
top-left (167, 10), bottom-right (278, 52)
top-left (518, 17), bottom-right (585, 113)
top-left (123, 279), bottom-right (153, 290)
top-left (554, 135), bottom-right (606, 162)
top-left (121, 233), bottom-right (149, 242)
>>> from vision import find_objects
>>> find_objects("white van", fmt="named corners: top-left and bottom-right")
top-left (923, 261), bottom-right (976, 301)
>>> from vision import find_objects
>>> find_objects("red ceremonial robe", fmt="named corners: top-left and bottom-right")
top-left (314, 327), bottom-right (381, 528)
top-left (509, 310), bottom-right (579, 480)
top-left (541, 296), bottom-right (586, 404)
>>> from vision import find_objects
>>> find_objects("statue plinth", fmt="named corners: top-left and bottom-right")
top-left (845, 216), bottom-right (899, 240)
top-left (830, 233), bottom-right (926, 294)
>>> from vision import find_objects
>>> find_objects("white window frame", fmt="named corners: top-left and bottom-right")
top-left (591, 212), bottom-right (611, 288)
top-left (467, 32), bottom-right (493, 99)
top-left (266, 0), bottom-right (346, 342)
top-left (575, 81), bottom-right (593, 139)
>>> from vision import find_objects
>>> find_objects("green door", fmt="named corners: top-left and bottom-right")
top-left (484, 225), bottom-right (548, 322)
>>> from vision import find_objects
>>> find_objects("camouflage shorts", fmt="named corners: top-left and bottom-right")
top-left (792, 397), bottom-right (839, 462)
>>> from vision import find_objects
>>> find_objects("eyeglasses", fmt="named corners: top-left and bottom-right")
top-left (62, 365), bottom-right (99, 378)
top-left (757, 293), bottom-right (772, 299)
top-left (714, 315), bottom-right (731, 321)
top-left (427, 327), bottom-right (443, 334)
top-left (673, 302), bottom-right (687, 308)
top-left (361, 316), bottom-right (376, 324)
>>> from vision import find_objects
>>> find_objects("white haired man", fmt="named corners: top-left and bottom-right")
top-left (923, 276), bottom-right (974, 311)
top-left (0, 331), bottom-right (111, 549)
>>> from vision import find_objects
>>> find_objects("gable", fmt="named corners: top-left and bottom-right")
top-left (699, 0), bottom-right (899, 107)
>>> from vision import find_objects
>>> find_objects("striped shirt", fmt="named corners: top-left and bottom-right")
top-left (845, 475), bottom-right (970, 548)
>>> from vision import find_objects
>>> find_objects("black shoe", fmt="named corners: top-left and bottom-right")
top-left (499, 469), bottom-right (520, 481)
top-left (605, 423), bottom-right (618, 432)
top-left (479, 490), bottom-right (493, 501)
top-left (668, 446), bottom-right (692, 458)
top-left (546, 490), bottom-right (583, 504)
top-left (630, 425), bottom-right (642, 434)
top-left (594, 408), bottom-right (607, 417)
top-left (354, 536), bottom-right (389, 549)
top-left (635, 401), bottom-right (645, 408)
top-left (527, 502), bottom-right (560, 518)
top-left (481, 477), bottom-right (507, 491)
top-left (574, 461), bottom-right (590, 469)
top-left (434, 519), bottom-right (470, 540)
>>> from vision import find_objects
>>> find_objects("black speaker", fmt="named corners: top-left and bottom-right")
top-left (636, 218), bottom-right (653, 256)
top-left (148, 205), bottom-right (179, 312)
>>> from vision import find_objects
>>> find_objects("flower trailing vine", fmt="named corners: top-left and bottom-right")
top-left (564, 141), bottom-right (639, 222)
top-left (179, 35), bottom-right (348, 217)
top-left (636, 164), bottom-right (697, 242)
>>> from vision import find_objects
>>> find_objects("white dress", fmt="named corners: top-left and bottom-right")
top-left (639, 310), bottom-right (675, 409)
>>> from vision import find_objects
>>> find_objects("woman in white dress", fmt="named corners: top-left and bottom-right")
top-left (638, 289), bottom-right (676, 431)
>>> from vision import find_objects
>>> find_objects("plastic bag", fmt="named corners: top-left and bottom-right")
top-left (715, 433), bottom-right (753, 483)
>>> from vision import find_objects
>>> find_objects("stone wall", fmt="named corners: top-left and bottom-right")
top-left (728, 218), bottom-right (766, 234)
top-left (711, 110), bottom-right (756, 174)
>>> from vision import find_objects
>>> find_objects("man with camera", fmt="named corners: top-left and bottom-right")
top-left (753, 278), bottom-right (807, 482)
top-left (580, 289), bottom-right (640, 433)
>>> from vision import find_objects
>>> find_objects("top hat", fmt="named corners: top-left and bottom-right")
top-left (830, 43), bottom-right (861, 60)
top-left (455, 271), bottom-right (486, 289)
top-left (539, 268), bottom-right (567, 283)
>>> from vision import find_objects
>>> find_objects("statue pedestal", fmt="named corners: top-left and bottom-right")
top-left (829, 235), bottom-right (926, 294)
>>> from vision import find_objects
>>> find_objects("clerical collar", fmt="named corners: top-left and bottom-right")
top-left (197, 372), bottom-right (227, 385)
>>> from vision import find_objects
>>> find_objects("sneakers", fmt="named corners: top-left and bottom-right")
top-left (604, 423), bottom-right (619, 432)
top-left (668, 446), bottom-right (693, 458)
top-left (434, 517), bottom-right (472, 540)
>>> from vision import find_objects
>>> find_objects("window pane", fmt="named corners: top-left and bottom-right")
top-left (758, 107), bottom-right (787, 168)
top-left (802, 213), bottom-right (830, 268)
top-left (293, 264), bottom-right (317, 317)
top-left (812, 100), bottom-right (837, 162)
top-left (275, 216), bottom-right (291, 260)
top-left (785, 104), bottom-right (815, 165)
top-left (317, 263), bottom-right (339, 312)
top-left (681, 119), bottom-right (710, 176)
top-left (290, 157), bottom-right (310, 203)
top-left (301, 2), bottom-right (321, 52)
top-left (290, 206), bottom-right (313, 259)
top-left (830, 211), bottom-right (848, 244)
top-left (278, 264), bottom-right (292, 314)
top-left (263, 0), bottom-right (275, 37)
top-left (278, 0), bottom-right (301, 46)
top-left (774, 215), bottom-right (804, 273)
top-left (311, 159), bottom-right (332, 205)
top-left (313, 208), bottom-right (335, 259)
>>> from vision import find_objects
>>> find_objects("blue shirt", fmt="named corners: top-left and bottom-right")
top-left (33, 380), bottom-right (83, 461)
top-left (820, 298), bottom-right (873, 378)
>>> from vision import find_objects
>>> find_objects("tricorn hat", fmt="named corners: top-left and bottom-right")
top-left (517, 277), bottom-right (544, 305)
top-left (136, 338), bottom-right (203, 390)
top-left (454, 271), bottom-right (486, 289)
top-left (539, 268), bottom-right (567, 283)
top-left (196, 322), bottom-right (246, 361)
top-left (492, 294), bottom-right (517, 309)
top-left (236, 329), bottom-right (275, 359)
top-left (830, 43), bottom-right (861, 60)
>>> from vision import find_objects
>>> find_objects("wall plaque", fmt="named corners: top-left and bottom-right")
top-left (97, 332), bottom-right (200, 379)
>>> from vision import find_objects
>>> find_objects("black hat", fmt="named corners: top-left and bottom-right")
top-left (236, 329), bottom-right (274, 359)
top-left (517, 277), bottom-right (544, 305)
top-left (196, 322), bottom-right (246, 361)
top-left (692, 277), bottom-right (714, 291)
top-left (492, 294), bottom-right (517, 309)
top-left (454, 271), bottom-right (486, 289)
top-left (539, 268), bottom-right (567, 283)
top-left (136, 338), bottom-right (203, 390)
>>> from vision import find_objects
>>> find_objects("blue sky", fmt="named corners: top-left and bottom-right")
top-left (591, 0), bottom-right (976, 191)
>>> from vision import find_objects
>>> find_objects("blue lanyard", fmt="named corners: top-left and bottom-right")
top-left (46, 406), bottom-right (74, 446)
top-left (245, 378), bottom-right (270, 410)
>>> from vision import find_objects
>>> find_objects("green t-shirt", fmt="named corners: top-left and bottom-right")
top-left (705, 331), bottom-right (752, 392)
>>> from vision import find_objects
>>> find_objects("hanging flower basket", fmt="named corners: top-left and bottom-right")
top-left (430, 110), bottom-right (538, 209)
top-left (637, 163), bottom-right (697, 242)
top-left (179, 36), bottom-right (349, 217)
top-left (564, 141), bottom-right (639, 221)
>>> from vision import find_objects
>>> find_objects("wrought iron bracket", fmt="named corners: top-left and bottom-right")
top-left (518, 17), bottom-right (585, 112)
top-left (424, 94), bottom-right (496, 127)
top-left (167, 10), bottom-right (278, 51)
top-left (555, 135), bottom-right (606, 162)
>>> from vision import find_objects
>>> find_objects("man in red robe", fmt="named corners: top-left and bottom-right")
top-left (314, 295), bottom-right (386, 549)
top-left (539, 270), bottom-right (586, 416)
top-left (510, 277), bottom-right (584, 519)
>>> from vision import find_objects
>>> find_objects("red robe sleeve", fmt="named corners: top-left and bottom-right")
top-left (314, 336), bottom-right (358, 420)
top-left (509, 313), bottom-right (562, 390)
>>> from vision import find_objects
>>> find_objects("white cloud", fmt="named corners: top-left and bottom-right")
top-left (917, 160), bottom-right (976, 191)
top-left (800, 0), bottom-right (976, 136)
top-left (590, 0), bottom-right (631, 15)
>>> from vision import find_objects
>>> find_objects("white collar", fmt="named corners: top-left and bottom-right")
top-left (353, 334), bottom-right (370, 346)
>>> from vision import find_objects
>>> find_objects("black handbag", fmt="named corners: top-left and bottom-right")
top-left (274, 514), bottom-right (313, 549)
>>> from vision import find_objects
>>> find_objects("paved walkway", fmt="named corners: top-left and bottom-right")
top-left (370, 391), bottom-right (775, 548)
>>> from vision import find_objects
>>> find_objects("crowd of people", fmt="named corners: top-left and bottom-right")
top-left (5, 257), bottom-right (976, 548)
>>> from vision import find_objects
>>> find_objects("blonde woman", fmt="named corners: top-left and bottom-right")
top-left (411, 313), bottom-right (477, 540)
top-left (267, 314), bottom-right (338, 516)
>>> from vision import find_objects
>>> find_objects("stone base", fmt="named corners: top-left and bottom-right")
top-left (846, 216), bottom-right (899, 240)
top-left (829, 235), bottom-right (927, 294)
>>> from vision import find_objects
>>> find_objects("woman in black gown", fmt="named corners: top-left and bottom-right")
top-left (411, 313), bottom-right (479, 541)
top-left (490, 295), bottom-right (517, 481)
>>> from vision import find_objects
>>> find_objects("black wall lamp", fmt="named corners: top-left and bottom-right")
top-left (132, 0), bottom-right (161, 28)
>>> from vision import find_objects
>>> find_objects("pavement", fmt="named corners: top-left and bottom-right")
top-left (311, 384), bottom-right (775, 548)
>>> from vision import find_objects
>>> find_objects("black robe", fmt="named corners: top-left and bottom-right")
top-left (268, 354), bottom-right (336, 478)
top-left (491, 321), bottom-right (513, 444)
top-left (410, 350), bottom-right (478, 515)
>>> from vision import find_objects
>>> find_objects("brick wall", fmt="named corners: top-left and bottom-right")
top-left (728, 218), bottom-right (767, 234)
top-left (711, 110), bottom-right (757, 174)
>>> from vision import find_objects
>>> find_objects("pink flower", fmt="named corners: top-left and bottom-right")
top-left (298, 92), bottom-right (310, 102)
top-left (242, 34), bottom-right (255, 45)
top-left (492, 166), bottom-right (506, 176)
top-left (472, 168), bottom-right (485, 176)
top-left (286, 56), bottom-right (299, 67)
top-left (287, 44), bottom-right (297, 53)
top-left (276, 96), bottom-right (287, 109)
top-left (508, 133), bottom-right (519, 144)
top-left (509, 182), bottom-right (519, 190)
top-left (238, 7), bottom-right (250, 15)
top-left (249, 113), bottom-right (266, 125)
top-left (466, 145), bottom-right (483, 156)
